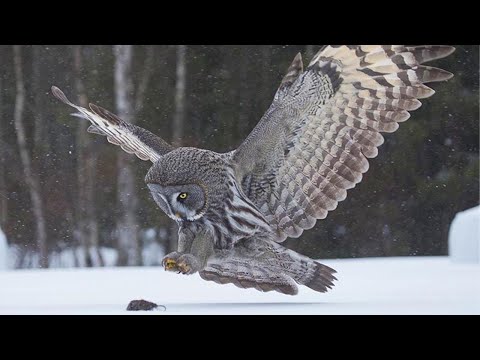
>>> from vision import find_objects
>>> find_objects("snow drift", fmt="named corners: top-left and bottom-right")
top-left (449, 206), bottom-right (480, 263)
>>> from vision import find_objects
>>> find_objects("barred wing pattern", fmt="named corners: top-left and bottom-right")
top-left (233, 45), bottom-right (455, 242)
top-left (51, 86), bottom-right (173, 162)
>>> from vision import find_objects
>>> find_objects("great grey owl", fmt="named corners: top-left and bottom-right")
top-left (52, 45), bottom-right (455, 295)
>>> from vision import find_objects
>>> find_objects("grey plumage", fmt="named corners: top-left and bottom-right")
top-left (52, 45), bottom-right (455, 295)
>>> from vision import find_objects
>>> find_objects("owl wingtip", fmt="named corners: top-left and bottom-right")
top-left (51, 85), bottom-right (72, 105)
top-left (51, 85), bottom-right (62, 97)
top-left (291, 52), bottom-right (303, 70)
top-left (279, 52), bottom-right (304, 89)
top-left (445, 46), bottom-right (456, 56)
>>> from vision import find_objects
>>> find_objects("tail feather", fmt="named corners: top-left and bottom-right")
top-left (302, 262), bottom-right (337, 293)
top-left (266, 242), bottom-right (338, 294)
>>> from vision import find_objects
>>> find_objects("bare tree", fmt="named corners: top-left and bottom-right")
top-left (236, 47), bottom-right (252, 138)
top-left (13, 45), bottom-right (48, 268)
top-left (0, 53), bottom-right (6, 228)
top-left (306, 45), bottom-right (315, 63)
top-left (135, 46), bottom-right (155, 114)
top-left (32, 46), bottom-right (46, 149)
top-left (113, 45), bottom-right (141, 266)
top-left (261, 45), bottom-right (272, 111)
top-left (172, 45), bottom-right (187, 147)
top-left (73, 45), bottom-right (103, 267)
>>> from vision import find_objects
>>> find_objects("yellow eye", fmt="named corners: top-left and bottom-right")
top-left (178, 193), bottom-right (188, 200)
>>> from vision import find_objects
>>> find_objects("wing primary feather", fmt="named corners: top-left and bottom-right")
top-left (51, 86), bottom-right (74, 106)
top-left (233, 45), bottom-right (455, 241)
top-left (51, 86), bottom-right (173, 162)
top-left (280, 52), bottom-right (304, 88)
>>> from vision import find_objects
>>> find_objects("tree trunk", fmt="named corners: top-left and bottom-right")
top-left (172, 45), bottom-right (187, 147)
top-left (113, 45), bottom-right (141, 266)
top-left (32, 45), bottom-right (45, 149)
top-left (236, 47), bottom-right (250, 136)
top-left (0, 56), bottom-right (7, 229)
top-left (261, 45), bottom-right (272, 111)
top-left (306, 45), bottom-right (315, 62)
top-left (73, 45), bottom-right (103, 267)
top-left (169, 45), bottom-right (187, 253)
top-left (13, 45), bottom-right (48, 268)
top-left (135, 46), bottom-right (155, 114)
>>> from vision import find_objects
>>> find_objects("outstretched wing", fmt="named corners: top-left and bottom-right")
top-left (51, 86), bottom-right (173, 162)
top-left (233, 45), bottom-right (455, 242)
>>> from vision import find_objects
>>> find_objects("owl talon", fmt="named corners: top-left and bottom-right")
top-left (163, 258), bottom-right (178, 272)
top-left (176, 261), bottom-right (192, 275)
top-left (162, 252), bottom-right (182, 272)
top-left (176, 254), bottom-right (201, 275)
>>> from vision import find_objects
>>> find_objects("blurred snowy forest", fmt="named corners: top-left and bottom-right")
top-left (0, 45), bottom-right (478, 269)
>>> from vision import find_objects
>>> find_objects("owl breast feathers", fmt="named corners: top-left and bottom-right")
top-left (52, 45), bottom-right (455, 295)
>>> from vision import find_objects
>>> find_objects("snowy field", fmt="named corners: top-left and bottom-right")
top-left (1, 256), bottom-right (479, 315)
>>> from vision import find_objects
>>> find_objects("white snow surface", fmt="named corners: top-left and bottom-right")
top-left (449, 206), bottom-right (480, 263)
top-left (0, 227), bottom-right (6, 270)
top-left (1, 256), bottom-right (479, 315)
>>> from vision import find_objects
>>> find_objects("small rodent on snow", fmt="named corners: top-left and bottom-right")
top-left (126, 299), bottom-right (165, 311)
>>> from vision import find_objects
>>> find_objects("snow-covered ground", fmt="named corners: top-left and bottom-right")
top-left (0, 256), bottom-right (478, 315)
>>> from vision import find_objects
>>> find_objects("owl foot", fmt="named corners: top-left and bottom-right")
top-left (176, 261), bottom-right (191, 274)
top-left (176, 254), bottom-right (201, 275)
top-left (164, 258), bottom-right (177, 271)
top-left (162, 252), bottom-right (182, 272)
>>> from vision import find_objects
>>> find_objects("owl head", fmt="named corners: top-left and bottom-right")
top-left (145, 148), bottom-right (230, 222)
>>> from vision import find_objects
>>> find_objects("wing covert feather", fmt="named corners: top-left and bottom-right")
top-left (233, 45), bottom-right (455, 242)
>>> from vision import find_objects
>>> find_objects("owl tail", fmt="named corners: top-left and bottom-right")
top-left (199, 241), bottom-right (337, 295)
top-left (294, 260), bottom-right (338, 293)
top-left (276, 244), bottom-right (338, 294)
